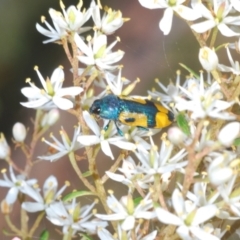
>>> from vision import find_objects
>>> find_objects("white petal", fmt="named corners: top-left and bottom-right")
top-left (135, 211), bottom-right (156, 219)
top-left (56, 86), bottom-right (83, 97)
top-left (218, 23), bottom-right (240, 37)
top-left (20, 98), bottom-right (49, 108)
top-left (78, 56), bottom-right (95, 66)
top-left (77, 135), bottom-right (100, 146)
top-left (218, 122), bottom-right (240, 146)
top-left (121, 215), bottom-right (135, 230)
top-left (101, 140), bottom-right (114, 160)
top-left (176, 225), bottom-right (191, 240)
top-left (138, 0), bottom-right (163, 9)
top-left (142, 230), bottom-right (157, 240)
top-left (21, 87), bottom-right (41, 98)
top-left (172, 189), bottom-right (185, 216)
top-left (5, 188), bottom-right (18, 204)
top-left (74, 33), bottom-right (92, 57)
top-left (95, 213), bottom-right (126, 221)
top-left (159, 8), bottom-right (173, 35)
top-left (0, 180), bottom-right (11, 187)
top-left (192, 205), bottom-right (217, 225)
top-left (156, 207), bottom-right (182, 225)
top-left (209, 167), bottom-right (233, 186)
top-left (191, 20), bottom-right (216, 33)
top-left (191, 226), bottom-right (219, 240)
top-left (109, 140), bottom-right (136, 151)
top-left (174, 5), bottom-right (201, 21)
top-left (93, 34), bottom-right (107, 54)
top-left (51, 67), bottom-right (64, 84)
top-left (52, 96), bottom-right (74, 110)
top-left (105, 171), bottom-right (125, 182)
top-left (83, 110), bottom-right (100, 135)
top-left (22, 202), bottom-right (45, 212)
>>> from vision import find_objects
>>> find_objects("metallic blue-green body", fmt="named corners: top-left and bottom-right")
top-left (90, 94), bottom-right (174, 135)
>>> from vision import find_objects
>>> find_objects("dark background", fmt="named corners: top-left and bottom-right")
top-left (0, 0), bottom-right (214, 239)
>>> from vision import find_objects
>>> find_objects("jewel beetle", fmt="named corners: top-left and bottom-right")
top-left (90, 94), bottom-right (174, 136)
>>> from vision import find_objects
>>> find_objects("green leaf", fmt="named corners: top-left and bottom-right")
top-left (40, 230), bottom-right (49, 240)
top-left (234, 137), bottom-right (240, 146)
top-left (82, 171), bottom-right (92, 177)
top-left (179, 63), bottom-right (199, 79)
top-left (79, 233), bottom-right (94, 240)
top-left (177, 113), bottom-right (190, 136)
top-left (63, 191), bottom-right (96, 202)
top-left (133, 197), bottom-right (143, 207)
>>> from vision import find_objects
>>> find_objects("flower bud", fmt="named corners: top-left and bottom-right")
top-left (12, 122), bottom-right (26, 142)
top-left (1, 199), bottom-right (12, 214)
top-left (41, 109), bottom-right (59, 127)
top-left (0, 133), bottom-right (10, 159)
top-left (218, 122), bottom-right (240, 147)
top-left (199, 47), bottom-right (218, 72)
top-left (167, 126), bottom-right (187, 145)
top-left (208, 155), bottom-right (233, 186)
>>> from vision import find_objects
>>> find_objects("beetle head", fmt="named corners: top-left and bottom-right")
top-left (90, 95), bottom-right (120, 120)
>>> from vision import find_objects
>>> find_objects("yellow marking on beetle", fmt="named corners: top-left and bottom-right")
top-left (155, 112), bottom-right (173, 128)
top-left (119, 96), bottom-right (147, 104)
top-left (154, 102), bottom-right (169, 114)
top-left (118, 112), bottom-right (148, 127)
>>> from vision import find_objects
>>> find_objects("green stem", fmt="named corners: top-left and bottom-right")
top-left (63, 227), bottom-right (73, 240)
top-left (87, 146), bottom-right (109, 214)
top-left (29, 211), bottom-right (45, 237)
top-left (4, 215), bottom-right (22, 235)
top-left (210, 26), bottom-right (218, 48)
top-left (102, 152), bottom-right (125, 183)
top-left (20, 208), bottom-right (28, 239)
top-left (68, 151), bottom-right (96, 193)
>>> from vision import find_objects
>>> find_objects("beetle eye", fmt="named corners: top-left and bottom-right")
top-left (95, 107), bottom-right (100, 114)
top-left (91, 106), bottom-right (100, 115)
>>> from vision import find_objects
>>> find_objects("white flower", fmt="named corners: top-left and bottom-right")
top-left (74, 33), bottom-right (124, 71)
top-left (148, 71), bottom-right (185, 105)
top-left (97, 223), bottom-right (157, 240)
top-left (46, 199), bottom-right (107, 235)
top-left (78, 111), bottom-right (135, 160)
top-left (104, 68), bottom-right (133, 96)
top-left (184, 182), bottom-right (219, 207)
top-left (175, 73), bottom-right (235, 120)
top-left (216, 174), bottom-right (240, 218)
top-left (191, 0), bottom-right (240, 37)
top-left (22, 175), bottom-right (68, 212)
top-left (167, 126), bottom-right (187, 145)
top-left (39, 125), bottom-right (82, 162)
top-left (0, 167), bottom-right (37, 205)
top-left (199, 47), bottom-right (219, 72)
top-left (218, 46), bottom-right (240, 75)
top-left (0, 133), bottom-right (10, 159)
top-left (156, 189), bottom-right (218, 240)
top-left (139, 0), bottom-right (201, 35)
top-left (134, 137), bottom-right (187, 189)
top-left (91, 0), bottom-right (127, 34)
top-left (207, 152), bottom-right (235, 186)
top-left (41, 109), bottom-right (60, 127)
top-left (36, 0), bottom-right (92, 44)
top-left (231, 0), bottom-right (240, 12)
top-left (106, 156), bottom-right (149, 190)
top-left (218, 122), bottom-right (240, 147)
top-left (95, 192), bottom-right (156, 231)
top-left (12, 122), bottom-right (27, 142)
top-left (21, 66), bottom-right (83, 110)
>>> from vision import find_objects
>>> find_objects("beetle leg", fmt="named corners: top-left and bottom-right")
top-left (137, 126), bottom-right (149, 131)
top-left (103, 121), bottom-right (111, 132)
top-left (114, 122), bottom-right (124, 136)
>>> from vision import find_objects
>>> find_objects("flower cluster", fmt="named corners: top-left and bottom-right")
top-left (2, 0), bottom-right (240, 239)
